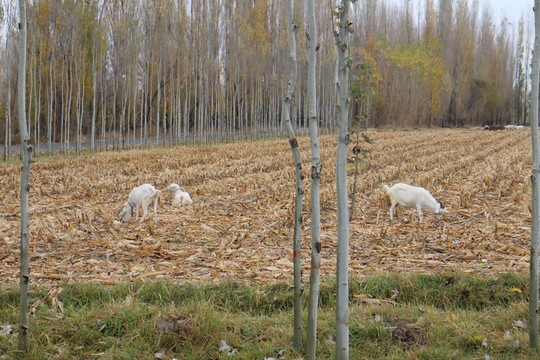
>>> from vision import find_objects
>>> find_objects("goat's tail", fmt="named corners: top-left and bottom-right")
top-left (142, 189), bottom-right (161, 208)
top-left (383, 184), bottom-right (391, 194)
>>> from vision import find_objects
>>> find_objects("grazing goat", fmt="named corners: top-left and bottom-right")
top-left (383, 183), bottom-right (447, 223)
top-left (167, 183), bottom-right (193, 206)
top-left (119, 184), bottom-right (161, 222)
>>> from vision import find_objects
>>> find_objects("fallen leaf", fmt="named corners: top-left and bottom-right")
top-left (352, 294), bottom-right (397, 306)
top-left (134, 270), bottom-right (172, 281)
top-left (353, 294), bottom-right (382, 304)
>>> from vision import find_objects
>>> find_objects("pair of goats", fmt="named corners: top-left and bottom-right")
top-left (118, 183), bottom-right (193, 222)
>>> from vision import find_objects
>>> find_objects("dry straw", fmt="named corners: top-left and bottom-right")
top-left (0, 129), bottom-right (532, 285)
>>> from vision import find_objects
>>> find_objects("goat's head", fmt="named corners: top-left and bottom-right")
top-left (167, 183), bottom-right (181, 195)
top-left (118, 202), bottom-right (133, 222)
top-left (434, 201), bottom-right (448, 220)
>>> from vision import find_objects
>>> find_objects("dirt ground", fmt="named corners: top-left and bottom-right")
top-left (0, 129), bottom-right (532, 286)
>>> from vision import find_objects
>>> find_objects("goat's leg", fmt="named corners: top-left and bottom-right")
top-left (390, 202), bottom-right (396, 220)
top-left (416, 205), bottom-right (424, 223)
top-left (153, 198), bottom-right (158, 219)
top-left (140, 204), bottom-right (148, 222)
top-left (134, 205), bottom-right (140, 221)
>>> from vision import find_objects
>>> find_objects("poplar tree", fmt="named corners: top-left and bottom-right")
top-left (335, 1), bottom-right (352, 358)
top-left (17, 0), bottom-right (32, 352)
top-left (281, 0), bottom-right (303, 350)
top-left (529, 0), bottom-right (540, 350)
top-left (305, 0), bottom-right (322, 357)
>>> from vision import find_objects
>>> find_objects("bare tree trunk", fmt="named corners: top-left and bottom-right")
top-left (281, 0), bottom-right (303, 350)
top-left (154, 56), bottom-right (161, 147)
top-left (132, 65), bottom-right (138, 148)
top-left (140, 69), bottom-right (146, 148)
top-left (143, 61), bottom-right (149, 148)
top-left (35, 49), bottom-right (42, 157)
top-left (530, 0), bottom-right (540, 350)
top-left (335, 1), bottom-right (352, 358)
top-left (60, 61), bottom-right (65, 154)
top-left (91, 40), bottom-right (98, 153)
top-left (17, 0), bottom-right (32, 352)
top-left (47, 45), bottom-right (55, 156)
top-left (75, 56), bottom-right (83, 156)
top-left (100, 72), bottom-right (106, 151)
top-left (305, 0), bottom-right (321, 357)
top-left (120, 75), bottom-right (128, 150)
top-left (162, 66), bottom-right (168, 147)
top-left (5, 50), bottom-right (12, 161)
top-left (27, 37), bottom-right (34, 143)
top-left (112, 76), bottom-right (117, 150)
top-left (184, 68), bottom-right (190, 143)
top-left (66, 43), bottom-right (74, 155)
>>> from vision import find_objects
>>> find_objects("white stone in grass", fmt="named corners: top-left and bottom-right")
top-left (512, 319), bottom-right (527, 329)
top-left (219, 340), bottom-right (238, 355)
top-left (0, 325), bottom-right (13, 336)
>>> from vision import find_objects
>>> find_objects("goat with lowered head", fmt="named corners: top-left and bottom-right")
top-left (118, 184), bottom-right (161, 222)
top-left (383, 183), bottom-right (447, 223)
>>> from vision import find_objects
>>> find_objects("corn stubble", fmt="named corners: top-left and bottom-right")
top-left (0, 129), bottom-right (532, 285)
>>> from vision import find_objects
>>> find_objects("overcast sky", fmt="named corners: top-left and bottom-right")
top-left (488, 0), bottom-right (533, 27)
top-left (386, 0), bottom-right (534, 30)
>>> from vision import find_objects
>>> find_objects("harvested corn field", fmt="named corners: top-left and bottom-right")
top-left (0, 129), bottom-right (533, 285)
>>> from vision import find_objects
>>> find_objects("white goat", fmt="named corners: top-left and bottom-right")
top-left (119, 184), bottom-right (161, 222)
top-left (383, 183), bottom-right (447, 223)
top-left (167, 183), bottom-right (193, 206)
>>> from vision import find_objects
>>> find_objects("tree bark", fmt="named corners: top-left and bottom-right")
top-left (17, 0), bottom-right (32, 352)
top-left (305, 0), bottom-right (321, 357)
top-left (5, 38), bottom-right (12, 161)
top-left (282, 0), bottom-right (303, 350)
top-left (335, 1), bottom-right (351, 359)
top-left (91, 37), bottom-right (98, 153)
top-left (530, 0), bottom-right (540, 351)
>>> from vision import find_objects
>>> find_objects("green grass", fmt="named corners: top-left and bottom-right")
top-left (0, 271), bottom-right (535, 359)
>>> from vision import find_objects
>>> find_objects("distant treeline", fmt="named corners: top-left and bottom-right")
top-left (0, 0), bottom-right (528, 154)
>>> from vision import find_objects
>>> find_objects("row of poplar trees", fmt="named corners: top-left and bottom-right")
top-left (0, 0), bottom-right (530, 159)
